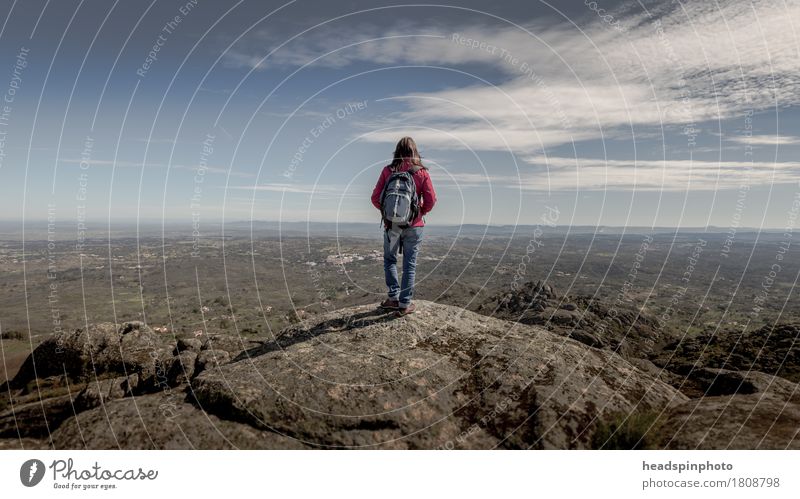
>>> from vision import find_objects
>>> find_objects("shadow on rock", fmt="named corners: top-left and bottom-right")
top-left (232, 307), bottom-right (398, 362)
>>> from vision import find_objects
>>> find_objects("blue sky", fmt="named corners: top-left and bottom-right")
top-left (0, 0), bottom-right (799, 228)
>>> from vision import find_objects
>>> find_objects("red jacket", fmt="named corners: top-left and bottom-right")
top-left (371, 160), bottom-right (437, 227)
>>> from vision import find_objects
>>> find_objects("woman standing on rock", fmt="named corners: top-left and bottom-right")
top-left (371, 137), bottom-right (437, 316)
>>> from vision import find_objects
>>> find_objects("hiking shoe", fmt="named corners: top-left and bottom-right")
top-left (380, 298), bottom-right (400, 309)
top-left (395, 302), bottom-right (416, 316)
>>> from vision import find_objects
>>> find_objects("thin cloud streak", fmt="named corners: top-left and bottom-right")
top-left (522, 156), bottom-right (800, 191)
top-left (227, 183), bottom-right (363, 198)
top-left (726, 134), bottom-right (800, 146)
top-left (423, 157), bottom-right (800, 191)
top-left (57, 158), bottom-right (254, 178)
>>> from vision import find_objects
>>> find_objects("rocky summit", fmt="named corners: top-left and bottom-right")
top-left (478, 280), bottom-right (666, 361)
top-left (1, 300), bottom-right (798, 449)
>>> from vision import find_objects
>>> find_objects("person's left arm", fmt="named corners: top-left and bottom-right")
top-left (419, 171), bottom-right (437, 216)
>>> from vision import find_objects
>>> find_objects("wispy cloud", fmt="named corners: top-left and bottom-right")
top-left (422, 157), bottom-right (800, 192)
top-left (57, 158), bottom-right (254, 178)
top-left (434, 171), bottom-right (519, 188)
top-left (361, 1), bottom-right (799, 152)
top-left (225, 0), bottom-right (800, 191)
top-left (227, 183), bottom-right (361, 198)
top-left (726, 134), bottom-right (800, 146)
top-left (224, 23), bottom-right (453, 70)
top-left (522, 156), bottom-right (800, 191)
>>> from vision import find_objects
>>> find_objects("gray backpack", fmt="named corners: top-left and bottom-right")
top-left (380, 167), bottom-right (419, 229)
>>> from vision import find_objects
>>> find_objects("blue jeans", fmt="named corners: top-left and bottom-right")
top-left (383, 226), bottom-right (424, 308)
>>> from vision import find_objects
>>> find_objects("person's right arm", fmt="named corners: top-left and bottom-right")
top-left (371, 167), bottom-right (389, 210)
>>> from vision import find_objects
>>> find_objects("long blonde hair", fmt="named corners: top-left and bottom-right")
top-left (390, 136), bottom-right (427, 170)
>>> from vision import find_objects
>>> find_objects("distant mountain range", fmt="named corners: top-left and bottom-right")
top-left (0, 219), bottom-right (784, 241)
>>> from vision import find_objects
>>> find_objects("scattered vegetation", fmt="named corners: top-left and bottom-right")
top-left (0, 330), bottom-right (26, 341)
top-left (591, 411), bottom-right (662, 450)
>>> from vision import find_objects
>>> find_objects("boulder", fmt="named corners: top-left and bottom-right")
top-left (10, 323), bottom-right (119, 386)
top-left (195, 349), bottom-right (230, 376)
top-left (167, 351), bottom-right (197, 386)
top-left (201, 334), bottom-right (247, 356)
top-left (548, 308), bottom-right (582, 326)
top-left (0, 394), bottom-right (75, 439)
top-left (10, 321), bottom-right (174, 390)
top-left (73, 375), bottom-right (138, 411)
top-left (109, 325), bottom-right (173, 391)
top-left (666, 366), bottom-right (800, 400)
top-left (191, 301), bottom-right (685, 449)
top-left (479, 282), bottom-right (668, 361)
top-left (654, 323), bottom-right (800, 383)
top-left (652, 370), bottom-right (800, 449)
top-left (569, 330), bottom-right (604, 348)
top-left (50, 391), bottom-right (306, 449)
top-left (176, 337), bottom-right (202, 353)
top-left (0, 437), bottom-right (50, 450)
top-left (657, 394), bottom-right (800, 449)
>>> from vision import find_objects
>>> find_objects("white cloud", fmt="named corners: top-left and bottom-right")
top-left (521, 156), bottom-right (800, 191)
top-left (227, 183), bottom-right (361, 198)
top-left (415, 156), bottom-right (800, 192)
top-left (58, 158), bottom-right (254, 178)
top-left (361, 0), bottom-right (800, 152)
top-left (226, 0), bottom-right (800, 190)
top-left (224, 24), bottom-right (482, 70)
top-left (434, 171), bottom-right (519, 188)
top-left (726, 134), bottom-right (800, 146)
